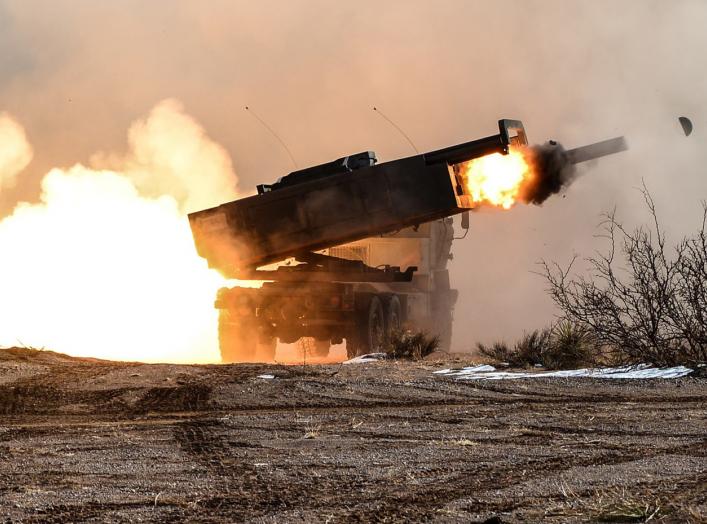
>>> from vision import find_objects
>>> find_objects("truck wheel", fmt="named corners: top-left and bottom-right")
top-left (436, 312), bottom-right (453, 353)
top-left (218, 311), bottom-right (257, 363)
top-left (386, 295), bottom-right (402, 335)
top-left (345, 337), bottom-right (361, 359)
top-left (363, 296), bottom-right (386, 354)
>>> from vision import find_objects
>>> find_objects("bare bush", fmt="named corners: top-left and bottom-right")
top-left (386, 330), bottom-right (439, 360)
top-left (543, 186), bottom-right (707, 366)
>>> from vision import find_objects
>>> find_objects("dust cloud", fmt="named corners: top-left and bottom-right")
top-left (1, 0), bottom-right (705, 351)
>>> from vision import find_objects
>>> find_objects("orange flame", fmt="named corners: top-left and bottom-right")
top-left (458, 147), bottom-right (534, 209)
top-left (0, 101), bottom-right (260, 363)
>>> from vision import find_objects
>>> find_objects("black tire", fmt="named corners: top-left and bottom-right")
top-left (363, 296), bottom-right (386, 354)
top-left (436, 311), bottom-right (453, 353)
top-left (345, 336), bottom-right (361, 359)
top-left (431, 286), bottom-right (456, 353)
top-left (386, 295), bottom-right (402, 336)
top-left (218, 311), bottom-right (257, 363)
top-left (347, 295), bottom-right (387, 358)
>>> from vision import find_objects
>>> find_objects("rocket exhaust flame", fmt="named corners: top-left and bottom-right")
top-left (457, 147), bottom-right (533, 209)
top-left (458, 137), bottom-right (627, 210)
top-left (0, 100), bottom-right (254, 363)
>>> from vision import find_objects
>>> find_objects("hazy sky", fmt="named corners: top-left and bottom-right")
top-left (1, 0), bottom-right (705, 349)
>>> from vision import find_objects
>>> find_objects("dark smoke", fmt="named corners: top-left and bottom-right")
top-left (521, 142), bottom-right (577, 205)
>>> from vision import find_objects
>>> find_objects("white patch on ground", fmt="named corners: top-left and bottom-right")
top-left (257, 374), bottom-right (275, 379)
top-left (436, 364), bottom-right (693, 380)
top-left (343, 353), bottom-right (388, 364)
top-left (433, 364), bottom-right (495, 375)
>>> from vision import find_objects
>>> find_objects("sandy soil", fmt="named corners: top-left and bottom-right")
top-left (0, 347), bottom-right (705, 523)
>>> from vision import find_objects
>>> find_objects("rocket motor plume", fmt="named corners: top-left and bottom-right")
top-left (459, 136), bottom-right (626, 210)
top-left (457, 143), bottom-right (575, 209)
top-left (0, 100), bottom-right (257, 363)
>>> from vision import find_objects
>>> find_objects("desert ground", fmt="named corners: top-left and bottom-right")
top-left (0, 347), bottom-right (705, 523)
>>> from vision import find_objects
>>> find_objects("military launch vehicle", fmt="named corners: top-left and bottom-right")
top-left (189, 120), bottom-right (625, 362)
top-left (189, 120), bottom-right (526, 361)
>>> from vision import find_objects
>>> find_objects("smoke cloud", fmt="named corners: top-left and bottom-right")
top-left (521, 143), bottom-right (577, 205)
top-left (0, 0), bottom-right (705, 353)
top-left (88, 99), bottom-right (239, 213)
top-left (0, 103), bottom-right (239, 363)
top-left (122, 99), bottom-right (239, 213)
top-left (0, 112), bottom-right (32, 195)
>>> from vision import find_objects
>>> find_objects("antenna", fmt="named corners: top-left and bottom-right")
top-left (245, 106), bottom-right (298, 169)
top-left (372, 106), bottom-right (419, 153)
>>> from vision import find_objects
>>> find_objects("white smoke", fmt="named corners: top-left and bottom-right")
top-left (0, 112), bottom-right (33, 195)
top-left (0, 102), bottom-right (239, 363)
top-left (93, 98), bottom-right (239, 213)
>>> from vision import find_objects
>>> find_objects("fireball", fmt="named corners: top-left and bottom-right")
top-left (458, 147), bottom-right (534, 209)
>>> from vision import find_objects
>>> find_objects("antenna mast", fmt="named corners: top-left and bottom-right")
top-left (372, 106), bottom-right (419, 153)
top-left (245, 106), bottom-right (298, 169)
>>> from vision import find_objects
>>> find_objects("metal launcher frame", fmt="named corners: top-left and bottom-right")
top-left (188, 119), bottom-right (527, 282)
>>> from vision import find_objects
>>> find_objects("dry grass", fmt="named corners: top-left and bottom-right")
top-left (543, 321), bottom-right (600, 369)
top-left (385, 330), bottom-right (439, 360)
top-left (450, 439), bottom-right (476, 447)
top-left (477, 323), bottom-right (600, 369)
top-left (552, 484), bottom-right (705, 523)
top-left (302, 424), bottom-right (322, 439)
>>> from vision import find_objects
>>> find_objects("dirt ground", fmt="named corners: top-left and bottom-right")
top-left (0, 347), bottom-right (705, 523)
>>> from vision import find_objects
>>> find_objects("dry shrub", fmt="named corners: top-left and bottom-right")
top-left (386, 330), bottom-right (439, 360)
top-left (476, 340), bottom-right (515, 364)
top-left (514, 328), bottom-right (552, 365)
top-left (543, 322), bottom-right (599, 369)
top-left (477, 329), bottom-right (549, 368)
top-left (477, 323), bottom-right (599, 369)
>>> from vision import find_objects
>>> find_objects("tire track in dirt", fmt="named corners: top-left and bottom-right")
top-left (0, 384), bottom-right (131, 416)
top-left (343, 434), bottom-right (704, 522)
top-left (450, 378), bottom-right (706, 404)
top-left (523, 423), bottom-right (707, 440)
top-left (171, 419), bottom-right (299, 521)
top-left (132, 383), bottom-right (212, 415)
top-left (25, 501), bottom-right (154, 523)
